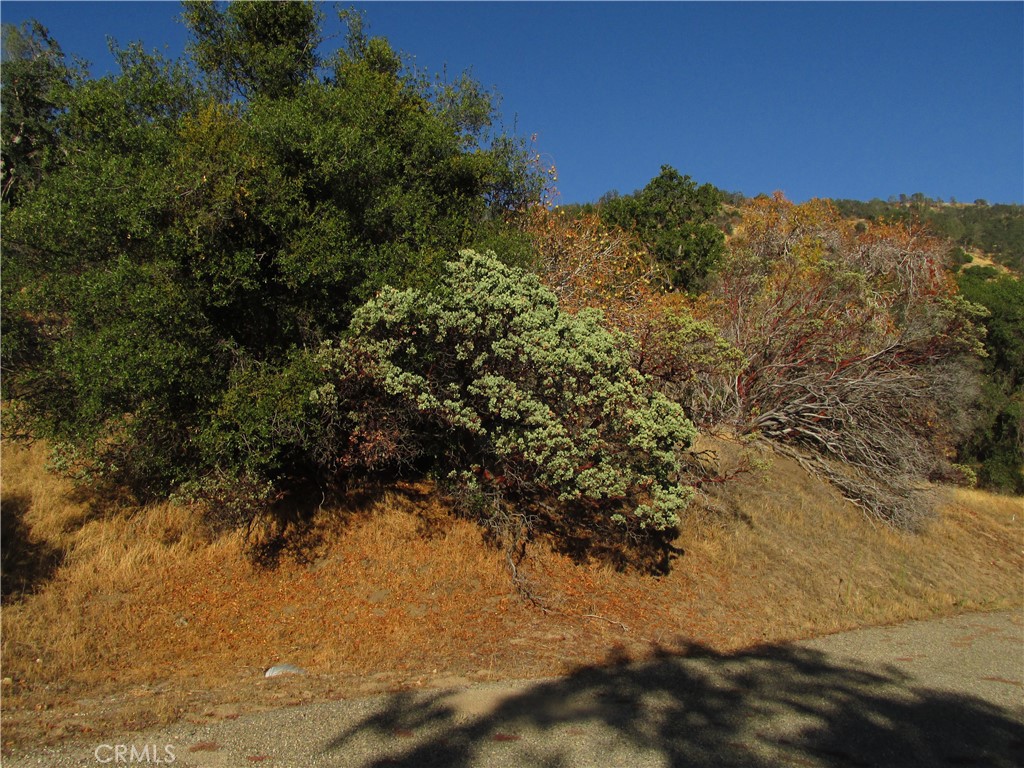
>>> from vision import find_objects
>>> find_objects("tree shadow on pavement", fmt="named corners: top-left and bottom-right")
top-left (321, 640), bottom-right (1023, 768)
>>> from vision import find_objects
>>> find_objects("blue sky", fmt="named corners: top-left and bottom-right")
top-left (2, 1), bottom-right (1022, 204)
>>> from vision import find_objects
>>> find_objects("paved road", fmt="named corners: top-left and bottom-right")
top-left (9, 611), bottom-right (1023, 767)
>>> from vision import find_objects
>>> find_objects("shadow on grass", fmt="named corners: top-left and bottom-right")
top-left (0, 493), bottom-right (64, 599)
top-left (321, 640), bottom-right (1023, 767)
top-left (246, 478), bottom-right (438, 569)
top-left (246, 477), bottom-right (685, 575)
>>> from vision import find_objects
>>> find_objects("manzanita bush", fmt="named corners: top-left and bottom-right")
top-left (312, 250), bottom-right (697, 535)
top-left (705, 195), bottom-right (987, 527)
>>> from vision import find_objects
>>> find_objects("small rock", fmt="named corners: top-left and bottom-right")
top-left (264, 663), bottom-right (306, 678)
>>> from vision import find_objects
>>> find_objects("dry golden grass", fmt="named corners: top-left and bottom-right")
top-left (675, 446), bottom-right (1023, 645)
top-left (961, 249), bottom-right (1016, 274)
top-left (1, 438), bottom-right (1021, 752)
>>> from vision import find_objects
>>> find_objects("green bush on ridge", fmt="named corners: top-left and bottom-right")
top-left (956, 269), bottom-right (1024, 494)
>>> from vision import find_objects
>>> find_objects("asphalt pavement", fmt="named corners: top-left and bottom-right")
top-left (8, 610), bottom-right (1023, 767)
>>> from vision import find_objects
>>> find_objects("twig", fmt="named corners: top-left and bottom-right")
top-left (582, 614), bottom-right (630, 632)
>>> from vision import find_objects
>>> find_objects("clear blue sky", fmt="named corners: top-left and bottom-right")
top-left (2, 1), bottom-right (1022, 204)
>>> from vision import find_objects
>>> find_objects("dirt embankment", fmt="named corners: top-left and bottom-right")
top-left (1, 438), bottom-right (1021, 753)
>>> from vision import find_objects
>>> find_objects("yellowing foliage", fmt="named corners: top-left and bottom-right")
top-left (526, 206), bottom-right (742, 426)
top-left (528, 206), bottom-right (655, 332)
top-left (708, 194), bottom-right (987, 526)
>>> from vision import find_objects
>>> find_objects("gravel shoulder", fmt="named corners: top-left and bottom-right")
top-left (7, 610), bottom-right (1023, 768)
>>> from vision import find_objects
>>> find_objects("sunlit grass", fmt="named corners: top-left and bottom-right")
top-left (1, 437), bottom-right (1020, 750)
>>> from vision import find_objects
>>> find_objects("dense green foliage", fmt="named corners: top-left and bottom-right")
top-left (312, 250), bottom-right (696, 534)
top-left (577, 166), bottom-right (726, 291)
top-left (956, 268), bottom-right (1024, 493)
top-left (1, 4), bottom-right (543, 501)
top-left (181, 0), bottom-right (322, 101)
top-left (832, 197), bottom-right (1024, 271)
top-left (1, 22), bottom-right (82, 206)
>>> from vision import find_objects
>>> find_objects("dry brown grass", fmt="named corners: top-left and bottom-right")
top-left (674, 443), bottom-right (1022, 644)
top-left (1, 437), bottom-right (1021, 753)
top-left (961, 249), bottom-right (1015, 274)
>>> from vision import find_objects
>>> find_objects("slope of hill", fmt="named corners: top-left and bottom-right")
top-left (829, 197), bottom-right (1024, 271)
top-left (2, 438), bottom-right (1020, 753)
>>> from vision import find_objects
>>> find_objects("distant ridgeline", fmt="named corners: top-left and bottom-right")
top-left (829, 196), bottom-right (1024, 272)
top-left (579, 188), bottom-right (1023, 273)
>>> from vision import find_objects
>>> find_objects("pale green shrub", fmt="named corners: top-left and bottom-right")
top-left (314, 250), bottom-right (697, 534)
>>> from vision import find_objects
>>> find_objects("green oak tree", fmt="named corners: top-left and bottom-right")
top-left (1, 3), bottom-right (544, 503)
top-left (598, 165), bottom-right (726, 292)
top-left (956, 268), bottom-right (1024, 493)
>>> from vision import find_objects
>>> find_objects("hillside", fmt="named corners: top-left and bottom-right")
top-left (829, 197), bottom-right (1024, 271)
top-left (2, 437), bottom-right (1020, 753)
top-left (2, 5), bottom-right (1020, 757)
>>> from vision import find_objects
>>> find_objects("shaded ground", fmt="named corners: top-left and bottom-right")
top-left (6, 611), bottom-right (1022, 767)
top-left (0, 493), bottom-right (64, 598)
